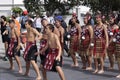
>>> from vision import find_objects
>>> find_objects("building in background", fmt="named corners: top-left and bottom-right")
top-left (0, 0), bottom-right (25, 16)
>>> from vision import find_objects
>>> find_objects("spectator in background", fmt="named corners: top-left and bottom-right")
top-left (0, 15), bottom-right (10, 61)
top-left (34, 14), bottom-right (42, 32)
top-left (12, 14), bottom-right (21, 36)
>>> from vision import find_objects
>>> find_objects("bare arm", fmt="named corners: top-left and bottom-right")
top-left (103, 25), bottom-right (109, 48)
top-left (32, 28), bottom-right (42, 40)
top-left (88, 25), bottom-right (93, 43)
top-left (14, 29), bottom-right (20, 46)
top-left (61, 28), bottom-right (65, 43)
top-left (77, 24), bottom-right (81, 39)
top-left (55, 34), bottom-right (62, 61)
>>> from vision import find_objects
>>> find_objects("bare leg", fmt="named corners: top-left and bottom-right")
top-left (108, 53), bottom-right (114, 69)
top-left (70, 49), bottom-right (78, 67)
top-left (30, 60), bottom-right (42, 80)
top-left (80, 55), bottom-right (86, 69)
top-left (4, 42), bottom-right (8, 53)
top-left (14, 56), bottom-right (23, 73)
top-left (116, 58), bottom-right (120, 78)
top-left (24, 61), bottom-right (30, 76)
top-left (98, 57), bottom-right (104, 74)
top-left (93, 58), bottom-right (98, 73)
top-left (8, 57), bottom-right (14, 70)
top-left (86, 56), bottom-right (92, 70)
top-left (42, 69), bottom-right (47, 80)
top-left (56, 66), bottom-right (66, 80)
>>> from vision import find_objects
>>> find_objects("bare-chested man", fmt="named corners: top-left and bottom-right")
top-left (36, 24), bottom-right (65, 80)
top-left (7, 19), bottom-right (22, 73)
top-left (23, 20), bottom-right (42, 80)
top-left (55, 19), bottom-right (65, 50)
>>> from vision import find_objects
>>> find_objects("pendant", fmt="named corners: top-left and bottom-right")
top-left (90, 43), bottom-right (94, 47)
top-left (82, 36), bottom-right (85, 40)
top-left (113, 38), bottom-right (116, 42)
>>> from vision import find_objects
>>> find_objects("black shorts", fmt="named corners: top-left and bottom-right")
top-left (2, 35), bottom-right (9, 43)
top-left (7, 42), bottom-right (20, 57)
top-left (51, 56), bottom-right (63, 72)
top-left (25, 45), bottom-right (38, 62)
top-left (40, 48), bottom-right (49, 65)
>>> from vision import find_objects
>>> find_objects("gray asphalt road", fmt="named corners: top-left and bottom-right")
top-left (0, 37), bottom-right (120, 80)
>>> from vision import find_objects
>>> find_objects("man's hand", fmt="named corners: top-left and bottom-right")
top-left (16, 45), bottom-right (20, 51)
top-left (56, 56), bottom-right (61, 61)
top-left (35, 52), bottom-right (40, 55)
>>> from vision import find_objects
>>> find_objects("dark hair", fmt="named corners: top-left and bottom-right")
top-left (9, 19), bottom-right (15, 24)
top-left (25, 19), bottom-right (33, 27)
top-left (12, 14), bottom-right (17, 19)
top-left (41, 18), bottom-right (47, 23)
top-left (1, 15), bottom-right (6, 21)
top-left (47, 24), bottom-right (54, 32)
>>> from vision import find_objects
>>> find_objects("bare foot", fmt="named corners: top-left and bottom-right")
top-left (86, 67), bottom-right (93, 70)
top-left (108, 67), bottom-right (114, 70)
top-left (19, 69), bottom-right (23, 74)
top-left (98, 70), bottom-right (104, 74)
top-left (93, 70), bottom-right (98, 74)
top-left (9, 67), bottom-right (14, 70)
top-left (116, 74), bottom-right (120, 78)
top-left (23, 73), bottom-right (29, 76)
top-left (36, 77), bottom-right (42, 80)
top-left (81, 66), bottom-right (86, 70)
top-left (71, 64), bottom-right (79, 67)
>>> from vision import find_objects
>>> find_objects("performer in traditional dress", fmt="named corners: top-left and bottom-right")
top-left (69, 16), bottom-right (81, 67)
top-left (107, 14), bottom-right (119, 70)
top-left (79, 15), bottom-right (93, 70)
top-left (36, 24), bottom-right (65, 80)
top-left (23, 20), bottom-right (42, 80)
top-left (93, 13), bottom-right (108, 74)
top-left (114, 28), bottom-right (120, 78)
top-left (7, 19), bottom-right (22, 73)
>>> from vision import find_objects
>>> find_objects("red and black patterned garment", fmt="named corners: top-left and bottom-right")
top-left (93, 26), bottom-right (106, 58)
top-left (70, 27), bottom-right (79, 51)
top-left (23, 41), bottom-right (37, 62)
top-left (79, 26), bottom-right (91, 56)
top-left (39, 39), bottom-right (49, 65)
top-left (44, 48), bottom-right (62, 72)
top-left (114, 29), bottom-right (120, 58)
top-left (107, 26), bottom-right (116, 53)
top-left (7, 38), bottom-right (20, 57)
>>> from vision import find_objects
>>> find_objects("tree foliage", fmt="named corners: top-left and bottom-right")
top-left (12, 7), bottom-right (23, 14)
top-left (23, 0), bottom-right (120, 16)
top-left (23, 0), bottom-right (44, 15)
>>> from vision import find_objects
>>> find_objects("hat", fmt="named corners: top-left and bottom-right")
top-left (23, 10), bottom-right (28, 15)
top-left (72, 13), bottom-right (77, 17)
top-left (55, 16), bottom-right (63, 21)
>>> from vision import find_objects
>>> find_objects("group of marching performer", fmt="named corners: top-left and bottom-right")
top-left (68, 11), bottom-right (120, 78)
top-left (1, 10), bottom-right (120, 80)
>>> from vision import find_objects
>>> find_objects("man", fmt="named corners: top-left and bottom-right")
top-left (7, 19), bottom-right (22, 73)
top-left (36, 24), bottom-right (66, 80)
top-left (55, 18), bottom-right (65, 50)
top-left (23, 20), bottom-right (42, 80)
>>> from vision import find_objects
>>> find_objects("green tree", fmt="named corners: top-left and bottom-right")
top-left (23, 0), bottom-right (45, 15)
top-left (87, 0), bottom-right (120, 14)
top-left (12, 7), bottom-right (23, 14)
top-left (23, 0), bottom-right (81, 15)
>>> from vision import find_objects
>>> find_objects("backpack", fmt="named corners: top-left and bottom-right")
top-left (21, 16), bottom-right (28, 29)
